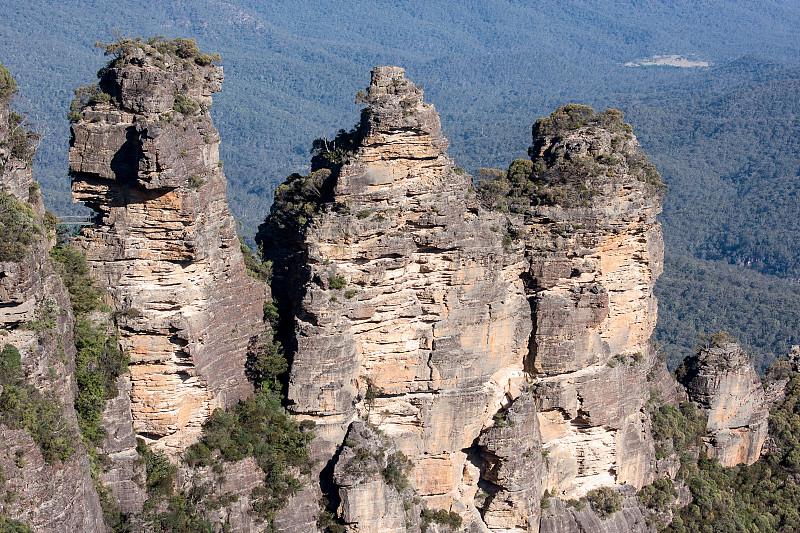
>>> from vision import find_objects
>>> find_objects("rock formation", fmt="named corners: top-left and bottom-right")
top-left (259, 69), bottom-right (676, 531)
top-left (680, 338), bottom-right (768, 466)
top-left (68, 39), bottom-right (266, 453)
top-left (260, 66), bottom-right (539, 531)
top-left (507, 105), bottom-right (666, 498)
top-left (0, 63), bottom-right (104, 532)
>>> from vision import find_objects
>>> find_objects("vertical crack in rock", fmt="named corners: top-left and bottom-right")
top-left (68, 41), bottom-right (266, 454)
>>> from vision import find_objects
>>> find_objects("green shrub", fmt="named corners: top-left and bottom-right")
top-left (638, 477), bottom-right (678, 511)
top-left (173, 94), bottom-right (200, 116)
top-left (50, 244), bottom-right (103, 314)
top-left (137, 439), bottom-right (176, 497)
top-left (245, 333), bottom-right (286, 391)
top-left (329, 274), bottom-right (347, 290)
top-left (381, 451), bottom-right (413, 491)
top-left (68, 84), bottom-right (111, 122)
top-left (420, 509), bottom-right (462, 532)
top-left (50, 244), bottom-right (128, 447)
top-left (0, 345), bottom-right (76, 464)
top-left (184, 390), bottom-right (313, 525)
top-left (0, 191), bottom-right (42, 262)
top-left (240, 242), bottom-right (272, 282)
top-left (0, 61), bottom-right (18, 103)
top-left (586, 487), bottom-right (622, 518)
top-left (73, 316), bottom-right (129, 445)
top-left (0, 516), bottom-right (33, 533)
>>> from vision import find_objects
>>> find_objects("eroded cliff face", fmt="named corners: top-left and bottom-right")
top-left (516, 107), bottom-right (666, 499)
top-left (260, 67), bottom-right (540, 532)
top-left (681, 340), bottom-right (768, 466)
top-left (68, 41), bottom-right (266, 453)
top-left (0, 67), bottom-right (104, 532)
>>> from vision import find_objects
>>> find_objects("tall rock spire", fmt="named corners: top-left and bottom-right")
top-left (69, 38), bottom-right (266, 452)
top-left (260, 66), bottom-right (539, 530)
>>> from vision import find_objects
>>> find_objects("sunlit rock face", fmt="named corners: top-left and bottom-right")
top-left (69, 41), bottom-right (265, 454)
top-left (260, 66), bottom-right (540, 532)
top-left (681, 340), bottom-right (768, 466)
top-left (520, 106), bottom-right (666, 498)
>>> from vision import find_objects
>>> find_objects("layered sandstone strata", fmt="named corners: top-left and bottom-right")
top-left (681, 340), bottom-right (768, 466)
top-left (69, 40), bottom-right (265, 453)
top-left (260, 66), bottom-right (539, 532)
top-left (517, 106), bottom-right (666, 498)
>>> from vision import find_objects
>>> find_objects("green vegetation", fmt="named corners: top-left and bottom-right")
top-left (2, 111), bottom-right (40, 166)
top-left (183, 390), bottom-right (313, 524)
top-left (420, 508), bottom-right (462, 532)
top-left (649, 397), bottom-right (706, 465)
top-left (50, 243), bottom-right (128, 447)
top-left (98, 36), bottom-right (220, 67)
top-left (0, 517), bottom-right (33, 533)
top-left (240, 242), bottom-right (272, 282)
top-left (329, 274), bottom-right (347, 290)
top-left (260, 168), bottom-right (335, 234)
top-left (184, 296), bottom-right (312, 528)
top-left (67, 84), bottom-right (111, 122)
top-left (0, 190), bottom-right (42, 262)
top-left (0, 61), bottom-right (17, 103)
top-left (531, 104), bottom-right (626, 136)
top-left (0, 343), bottom-right (75, 464)
top-left (638, 477), bottom-right (678, 512)
top-left (381, 451), bottom-right (413, 491)
top-left (586, 487), bottom-right (623, 518)
top-left (655, 253), bottom-right (800, 372)
top-left (138, 439), bottom-right (177, 497)
top-left (477, 106), bottom-right (664, 213)
top-left (173, 93), bottom-right (200, 116)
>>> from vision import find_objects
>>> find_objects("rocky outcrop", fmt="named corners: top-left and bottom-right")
top-left (260, 66), bottom-right (536, 531)
top-left (68, 39), bottom-right (266, 454)
top-left (681, 339), bottom-right (768, 466)
top-left (516, 106), bottom-right (666, 498)
top-left (539, 487), bottom-right (650, 533)
top-left (0, 64), bottom-right (104, 532)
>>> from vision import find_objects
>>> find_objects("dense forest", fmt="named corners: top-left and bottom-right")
top-left (1, 0), bottom-right (800, 370)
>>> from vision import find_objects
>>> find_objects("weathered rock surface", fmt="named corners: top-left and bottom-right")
top-left (519, 106), bottom-right (666, 498)
top-left (259, 66), bottom-right (535, 531)
top-left (69, 40), bottom-right (266, 454)
top-left (539, 487), bottom-right (650, 533)
top-left (681, 340), bottom-right (768, 466)
top-left (0, 71), bottom-right (105, 532)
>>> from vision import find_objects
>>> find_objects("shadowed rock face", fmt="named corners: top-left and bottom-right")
top-left (517, 107), bottom-right (666, 499)
top-left (0, 68), bottom-right (105, 531)
top-left (681, 340), bottom-right (768, 466)
top-left (69, 42), bottom-right (265, 454)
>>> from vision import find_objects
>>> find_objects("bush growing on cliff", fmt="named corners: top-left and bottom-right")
top-left (586, 487), bottom-right (623, 518)
top-left (50, 243), bottom-right (128, 447)
top-left (0, 191), bottom-right (42, 262)
top-left (0, 343), bottom-right (76, 464)
top-left (98, 36), bottom-right (220, 67)
top-left (67, 83), bottom-right (111, 122)
top-left (420, 509), bottom-right (462, 532)
top-left (0, 516), bottom-right (33, 533)
top-left (184, 390), bottom-right (313, 524)
top-left (0, 61), bottom-right (18, 102)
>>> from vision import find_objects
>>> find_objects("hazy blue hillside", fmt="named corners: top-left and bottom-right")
top-left (2, 0), bottom-right (800, 369)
